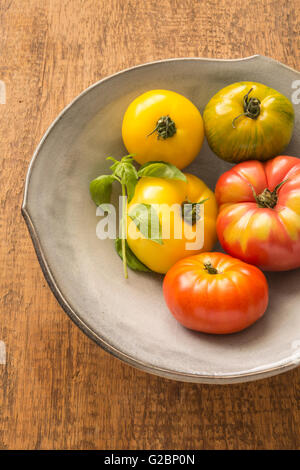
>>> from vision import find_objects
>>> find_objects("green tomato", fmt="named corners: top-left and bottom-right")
top-left (203, 81), bottom-right (294, 163)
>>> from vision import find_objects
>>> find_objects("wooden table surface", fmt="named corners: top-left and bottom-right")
top-left (0, 0), bottom-right (299, 450)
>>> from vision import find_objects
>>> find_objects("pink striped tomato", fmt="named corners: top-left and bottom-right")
top-left (215, 156), bottom-right (300, 271)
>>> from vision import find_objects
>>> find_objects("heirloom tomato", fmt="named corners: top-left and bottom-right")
top-left (216, 156), bottom-right (300, 271)
top-left (203, 82), bottom-right (294, 163)
top-left (122, 90), bottom-right (204, 169)
top-left (127, 174), bottom-right (217, 273)
top-left (163, 252), bottom-right (269, 334)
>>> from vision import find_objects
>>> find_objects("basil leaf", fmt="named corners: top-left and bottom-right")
top-left (125, 172), bottom-right (138, 202)
top-left (114, 162), bottom-right (138, 180)
top-left (115, 238), bottom-right (151, 272)
top-left (89, 175), bottom-right (115, 206)
top-left (128, 203), bottom-right (163, 245)
top-left (138, 161), bottom-right (186, 181)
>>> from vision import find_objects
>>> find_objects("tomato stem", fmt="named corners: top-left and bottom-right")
top-left (147, 115), bottom-right (176, 140)
top-left (181, 199), bottom-right (209, 225)
top-left (250, 179), bottom-right (288, 209)
top-left (232, 88), bottom-right (261, 128)
top-left (204, 262), bottom-right (218, 275)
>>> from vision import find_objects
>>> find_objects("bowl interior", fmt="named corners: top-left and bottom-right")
top-left (24, 56), bottom-right (300, 382)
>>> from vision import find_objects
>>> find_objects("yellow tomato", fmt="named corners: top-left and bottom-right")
top-left (122, 90), bottom-right (204, 170)
top-left (127, 174), bottom-right (217, 273)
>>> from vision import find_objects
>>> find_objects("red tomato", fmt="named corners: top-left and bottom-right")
top-left (163, 252), bottom-right (268, 334)
top-left (215, 156), bottom-right (300, 271)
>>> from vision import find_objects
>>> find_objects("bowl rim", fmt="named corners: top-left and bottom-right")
top-left (22, 55), bottom-right (300, 384)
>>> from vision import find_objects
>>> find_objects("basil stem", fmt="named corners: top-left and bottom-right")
top-left (121, 183), bottom-right (128, 279)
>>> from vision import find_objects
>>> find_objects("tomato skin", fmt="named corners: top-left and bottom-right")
top-left (216, 156), bottom-right (300, 271)
top-left (163, 252), bottom-right (268, 334)
top-left (122, 90), bottom-right (204, 169)
top-left (127, 174), bottom-right (217, 274)
top-left (203, 82), bottom-right (294, 163)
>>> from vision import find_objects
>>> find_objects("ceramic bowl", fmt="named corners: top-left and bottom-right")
top-left (22, 55), bottom-right (300, 383)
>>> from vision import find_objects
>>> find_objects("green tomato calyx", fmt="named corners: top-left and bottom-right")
top-left (204, 262), bottom-right (219, 275)
top-left (232, 88), bottom-right (261, 128)
top-left (250, 179), bottom-right (288, 209)
top-left (181, 198), bottom-right (209, 225)
top-left (148, 115), bottom-right (176, 140)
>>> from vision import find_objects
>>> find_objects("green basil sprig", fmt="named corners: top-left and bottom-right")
top-left (90, 175), bottom-right (115, 206)
top-left (89, 156), bottom-right (186, 277)
top-left (107, 155), bottom-right (139, 203)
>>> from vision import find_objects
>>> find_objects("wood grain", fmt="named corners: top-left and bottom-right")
top-left (0, 0), bottom-right (299, 450)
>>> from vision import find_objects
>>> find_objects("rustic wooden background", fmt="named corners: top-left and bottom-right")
top-left (0, 0), bottom-right (299, 450)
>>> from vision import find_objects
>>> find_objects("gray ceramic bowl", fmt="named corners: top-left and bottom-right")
top-left (22, 55), bottom-right (300, 383)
